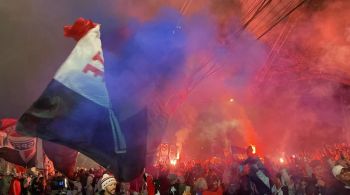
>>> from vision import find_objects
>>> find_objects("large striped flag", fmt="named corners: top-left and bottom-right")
top-left (16, 18), bottom-right (147, 181)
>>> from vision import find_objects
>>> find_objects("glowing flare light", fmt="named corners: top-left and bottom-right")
top-left (170, 159), bottom-right (177, 166)
top-left (279, 157), bottom-right (284, 164)
top-left (251, 145), bottom-right (256, 154)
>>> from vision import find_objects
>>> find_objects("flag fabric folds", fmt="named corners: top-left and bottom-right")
top-left (0, 118), bottom-right (77, 176)
top-left (8, 131), bottom-right (37, 164)
top-left (0, 118), bottom-right (36, 168)
top-left (16, 18), bottom-right (148, 182)
top-left (42, 141), bottom-right (77, 178)
top-left (0, 147), bottom-right (35, 168)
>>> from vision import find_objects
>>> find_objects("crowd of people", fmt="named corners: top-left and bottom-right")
top-left (1, 143), bottom-right (350, 195)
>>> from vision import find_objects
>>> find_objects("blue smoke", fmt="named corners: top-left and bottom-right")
top-left (104, 8), bottom-right (186, 120)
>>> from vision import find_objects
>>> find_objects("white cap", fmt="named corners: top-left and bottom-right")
top-left (332, 165), bottom-right (344, 177)
top-left (101, 174), bottom-right (117, 190)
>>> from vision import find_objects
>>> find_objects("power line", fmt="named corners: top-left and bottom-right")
top-left (257, 0), bottom-right (307, 39)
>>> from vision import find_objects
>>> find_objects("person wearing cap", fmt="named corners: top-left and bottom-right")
top-left (99, 174), bottom-right (117, 195)
top-left (332, 164), bottom-right (350, 192)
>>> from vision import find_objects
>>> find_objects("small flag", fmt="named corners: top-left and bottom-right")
top-left (0, 118), bottom-right (77, 176)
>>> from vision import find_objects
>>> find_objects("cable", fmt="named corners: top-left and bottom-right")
top-left (242, 0), bottom-right (272, 31)
top-left (257, 0), bottom-right (307, 39)
top-left (249, 0), bottom-right (299, 37)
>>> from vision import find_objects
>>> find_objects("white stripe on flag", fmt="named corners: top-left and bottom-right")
top-left (54, 25), bottom-right (109, 108)
top-left (54, 25), bottom-right (126, 154)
